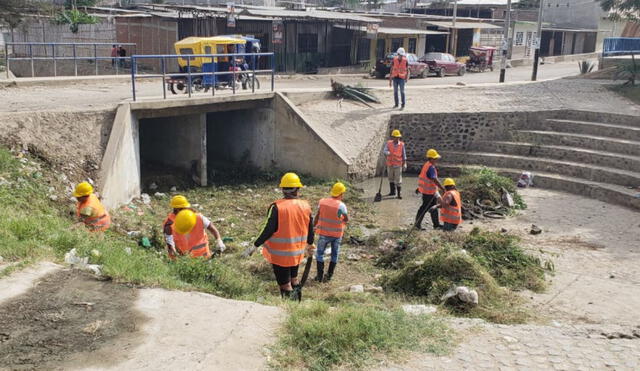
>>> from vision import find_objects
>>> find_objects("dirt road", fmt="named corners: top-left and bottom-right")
top-left (361, 178), bottom-right (640, 370)
top-left (0, 265), bottom-right (283, 370)
top-left (0, 60), bottom-right (591, 113)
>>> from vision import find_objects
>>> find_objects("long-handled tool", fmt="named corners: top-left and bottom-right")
top-left (291, 255), bottom-right (313, 301)
top-left (373, 167), bottom-right (386, 202)
top-left (396, 194), bottom-right (439, 250)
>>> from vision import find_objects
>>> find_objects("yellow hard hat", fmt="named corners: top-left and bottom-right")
top-left (279, 172), bottom-right (304, 188)
top-left (174, 209), bottom-right (197, 235)
top-left (73, 182), bottom-right (94, 197)
top-left (330, 182), bottom-right (347, 197)
top-left (170, 195), bottom-right (191, 209)
top-left (391, 129), bottom-right (402, 138)
top-left (426, 149), bottom-right (441, 159)
top-left (443, 178), bottom-right (456, 187)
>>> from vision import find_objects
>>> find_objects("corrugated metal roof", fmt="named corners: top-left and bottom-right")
top-left (334, 24), bottom-right (448, 35)
top-left (454, 0), bottom-right (520, 5)
top-left (240, 8), bottom-right (381, 23)
top-left (426, 21), bottom-right (502, 29)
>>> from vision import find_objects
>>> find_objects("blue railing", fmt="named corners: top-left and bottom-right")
top-left (4, 42), bottom-right (137, 78)
top-left (130, 52), bottom-right (275, 101)
top-left (603, 37), bottom-right (640, 57)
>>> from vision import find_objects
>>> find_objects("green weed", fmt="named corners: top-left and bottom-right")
top-left (457, 167), bottom-right (526, 210)
top-left (272, 300), bottom-right (452, 370)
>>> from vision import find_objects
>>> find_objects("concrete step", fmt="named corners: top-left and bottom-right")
top-left (434, 164), bottom-right (640, 211)
top-left (520, 119), bottom-right (640, 141)
top-left (442, 151), bottom-right (640, 188)
top-left (471, 141), bottom-right (640, 173)
top-left (515, 130), bottom-right (640, 157)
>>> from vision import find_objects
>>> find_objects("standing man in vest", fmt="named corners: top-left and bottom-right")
top-left (163, 195), bottom-right (225, 259)
top-left (314, 182), bottom-right (349, 283)
top-left (430, 178), bottom-right (462, 231)
top-left (414, 149), bottom-right (445, 230)
top-left (73, 182), bottom-right (111, 232)
top-left (389, 47), bottom-right (409, 109)
top-left (254, 173), bottom-right (315, 300)
top-left (383, 129), bottom-right (407, 199)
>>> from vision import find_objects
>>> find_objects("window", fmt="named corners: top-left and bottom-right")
top-left (515, 32), bottom-right (524, 46)
top-left (408, 38), bottom-right (417, 54)
top-left (298, 33), bottom-right (318, 53)
top-left (391, 38), bottom-right (403, 53)
top-left (423, 52), bottom-right (442, 61)
top-left (179, 48), bottom-right (193, 63)
top-left (357, 38), bottom-right (370, 62)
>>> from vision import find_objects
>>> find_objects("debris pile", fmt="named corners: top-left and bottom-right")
top-left (456, 167), bottom-right (526, 220)
top-left (330, 79), bottom-right (380, 107)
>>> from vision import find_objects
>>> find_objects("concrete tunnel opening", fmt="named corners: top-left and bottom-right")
top-left (138, 105), bottom-right (276, 191)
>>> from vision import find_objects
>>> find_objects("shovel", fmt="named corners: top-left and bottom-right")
top-left (291, 255), bottom-right (313, 302)
top-left (373, 168), bottom-right (386, 203)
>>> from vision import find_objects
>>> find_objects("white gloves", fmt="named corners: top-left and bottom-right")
top-left (402, 163), bottom-right (407, 171)
top-left (305, 244), bottom-right (316, 258)
top-left (216, 238), bottom-right (226, 253)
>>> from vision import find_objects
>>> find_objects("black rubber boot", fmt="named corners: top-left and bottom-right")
top-left (396, 185), bottom-right (402, 199)
top-left (324, 262), bottom-right (337, 282)
top-left (291, 285), bottom-right (302, 301)
top-left (388, 182), bottom-right (396, 196)
top-left (280, 288), bottom-right (291, 299)
top-left (314, 261), bottom-right (324, 282)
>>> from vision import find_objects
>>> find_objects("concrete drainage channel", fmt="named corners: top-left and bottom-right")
top-left (98, 92), bottom-right (351, 208)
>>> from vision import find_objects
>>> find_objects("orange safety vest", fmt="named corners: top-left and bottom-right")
top-left (263, 198), bottom-right (311, 267)
top-left (163, 213), bottom-right (211, 258)
top-left (316, 198), bottom-right (346, 238)
top-left (385, 140), bottom-right (405, 167)
top-left (440, 190), bottom-right (462, 225)
top-left (76, 194), bottom-right (111, 232)
top-left (418, 161), bottom-right (438, 195)
top-left (391, 56), bottom-right (408, 79)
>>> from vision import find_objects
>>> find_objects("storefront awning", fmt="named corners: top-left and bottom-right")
top-left (426, 21), bottom-right (502, 29)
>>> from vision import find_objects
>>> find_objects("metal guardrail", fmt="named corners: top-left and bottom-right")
top-left (602, 37), bottom-right (640, 57)
top-left (130, 52), bottom-right (275, 101)
top-left (4, 42), bottom-right (137, 78)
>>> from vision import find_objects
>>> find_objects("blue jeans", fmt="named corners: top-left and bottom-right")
top-left (316, 235), bottom-right (342, 263)
top-left (393, 77), bottom-right (406, 107)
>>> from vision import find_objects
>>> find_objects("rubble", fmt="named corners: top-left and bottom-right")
top-left (530, 224), bottom-right (542, 235)
top-left (441, 286), bottom-right (479, 305)
top-left (349, 285), bottom-right (364, 293)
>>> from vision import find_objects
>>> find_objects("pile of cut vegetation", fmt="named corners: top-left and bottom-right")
top-left (456, 167), bottom-right (526, 219)
top-left (380, 228), bottom-right (550, 324)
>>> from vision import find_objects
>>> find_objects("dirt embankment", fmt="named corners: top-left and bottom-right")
top-left (0, 269), bottom-right (145, 370)
top-left (0, 109), bottom-right (116, 184)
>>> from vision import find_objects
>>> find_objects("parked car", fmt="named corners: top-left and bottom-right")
top-left (419, 52), bottom-right (466, 77)
top-left (373, 53), bottom-right (429, 79)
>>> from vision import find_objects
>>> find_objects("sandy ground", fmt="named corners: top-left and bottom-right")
top-left (359, 177), bottom-right (640, 369)
top-left (0, 265), bottom-right (283, 370)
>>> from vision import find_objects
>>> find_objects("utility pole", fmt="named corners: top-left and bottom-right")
top-left (531, 0), bottom-right (544, 81)
top-left (499, 0), bottom-right (511, 83)
top-left (450, 0), bottom-right (458, 56)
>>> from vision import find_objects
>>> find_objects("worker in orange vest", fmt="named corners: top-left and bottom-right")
top-left (383, 129), bottom-right (407, 199)
top-left (253, 173), bottom-right (315, 300)
top-left (430, 178), bottom-right (462, 231)
top-left (314, 182), bottom-right (349, 283)
top-left (388, 47), bottom-right (409, 109)
top-left (414, 149), bottom-right (445, 230)
top-left (73, 182), bottom-right (111, 232)
top-left (163, 195), bottom-right (225, 259)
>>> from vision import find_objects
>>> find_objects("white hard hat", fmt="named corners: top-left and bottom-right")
top-left (397, 47), bottom-right (406, 56)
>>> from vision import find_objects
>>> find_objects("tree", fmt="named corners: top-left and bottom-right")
top-left (54, 9), bottom-right (98, 33)
top-left (597, 0), bottom-right (640, 21)
top-left (0, 0), bottom-right (27, 28)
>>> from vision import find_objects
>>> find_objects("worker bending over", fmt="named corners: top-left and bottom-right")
top-left (314, 182), bottom-right (349, 283)
top-left (163, 195), bottom-right (225, 259)
top-left (254, 173), bottom-right (315, 300)
top-left (73, 182), bottom-right (111, 232)
top-left (415, 149), bottom-right (445, 230)
top-left (383, 129), bottom-right (407, 199)
top-left (430, 178), bottom-right (462, 231)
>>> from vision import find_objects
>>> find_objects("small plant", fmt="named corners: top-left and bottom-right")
top-left (614, 54), bottom-right (638, 86)
top-left (578, 60), bottom-right (594, 74)
top-left (457, 167), bottom-right (526, 209)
